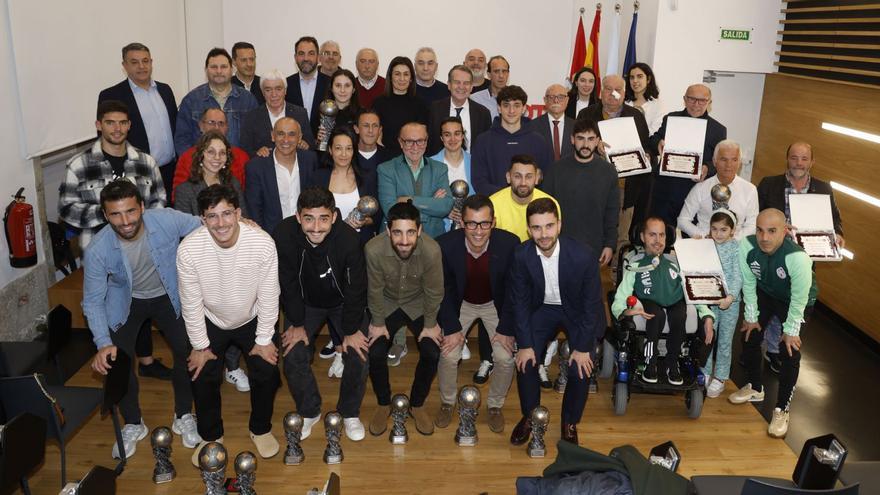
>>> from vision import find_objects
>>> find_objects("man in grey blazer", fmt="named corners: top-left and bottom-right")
top-left (240, 69), bottom-right (315, 157)
top-left (527, 84), bottom-right (575, 162)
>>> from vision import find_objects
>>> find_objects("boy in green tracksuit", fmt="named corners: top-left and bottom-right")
top-left (729, 209), bottom-right (817, 439)
top-left (611, 217), bottom-right (715, 386)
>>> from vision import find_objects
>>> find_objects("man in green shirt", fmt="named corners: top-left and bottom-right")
top-left (729, 208), bottom-right (817, 439)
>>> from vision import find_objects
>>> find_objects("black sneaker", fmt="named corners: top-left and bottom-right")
top-left (473, 360), bottom-right (494, 385)
top-left (641, 361), bottom-right (658, 384)
top-left (538, 365), bottom-right (553, 389)
top-left (139, 359), bottom-right (172, 381)
top-left (666, 362), bottom-right (684, 386)
top-left (319, 341), bottom-right (337, 359)
top-left (765, 351), bottom-right (781, 374)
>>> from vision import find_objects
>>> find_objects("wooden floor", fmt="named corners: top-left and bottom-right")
top-left (23, 335), bottom-right (797, 495)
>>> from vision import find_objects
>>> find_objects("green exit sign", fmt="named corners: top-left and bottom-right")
top-left (721, 29), bottom-right (751, 41)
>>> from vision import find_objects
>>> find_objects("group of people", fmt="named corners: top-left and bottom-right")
top-left (63, 35), bottom-right (844, 464)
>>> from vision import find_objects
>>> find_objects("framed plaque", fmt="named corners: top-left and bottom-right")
top-left (790, 194), bottom-right (842, 262)
top-left (598, 117), bottom-right (651, 178)
top-left (673, 238), bottom-right (729, 304)
top-left (659, 116), bottom-right (706, 180)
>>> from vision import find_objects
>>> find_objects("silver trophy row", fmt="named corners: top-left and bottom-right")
top-left (283, 410), bottom-right (345, 466)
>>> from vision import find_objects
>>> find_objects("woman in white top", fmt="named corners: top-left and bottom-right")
top-left (565, 66), bottom-right (599, 119)
top-left (625, 62), bottom-right (665, 134)
top-left (429, 116), bottom-right (472, 231)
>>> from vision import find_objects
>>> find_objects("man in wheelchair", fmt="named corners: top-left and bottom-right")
top-left (610, 217), bottom-right (715, 386)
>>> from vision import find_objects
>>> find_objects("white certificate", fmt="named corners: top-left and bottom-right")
top-left (599, 117), bottom-right (650, 177)
top-left (673, 238), bottom-right (729, 304)
top-left (660, 116), bottom-right (706, 179)
top-left (790, 194), bottom-right (841, 261)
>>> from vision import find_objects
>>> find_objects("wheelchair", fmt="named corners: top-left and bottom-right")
top-left (598, 221), bottom-right (707, 419)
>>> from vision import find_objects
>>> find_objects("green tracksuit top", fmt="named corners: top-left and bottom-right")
top-left (611, 251), bottom-right (712, 320)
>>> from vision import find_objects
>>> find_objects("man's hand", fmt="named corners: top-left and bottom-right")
top-left (433, 188), bottom-right (447, 199)
top-left (281, 325), bottom-right (309, 357)
top-left (836, 235), bottom-right (845, 249)
top-left (346, 215), bottom-right (366, 229)
top-left (448, 208), bottom-right (462, 226)
top-left (703, 317), bottom-right (715, 345)
top-left (367, 324), bottom-right (390, 346)
top-left (91, 345), bottom-right (117, 375)
top-left (250, 342), bottom-right (279, 365)
top-left (657, 139), bottom-right (665, 157)
top-left (598, 140), bottom-right (609, 157)
top-left (782, 334), bottom-right (802, 357)
top-left (569, 350), bottom-right (594, 379)
top-left (419, 324), bottom-right (443, 347)
top-left (691, 235), bottom-right (703, 240)
top-left (740, 320), bottom-right (761, 342)
top-left (396, 196), bottom-right (412, 204)
top-left (316, 127), bottom-right (328, 144)
top-left (718, 295), bottom-right (733, 310)
top-left (188, 348), bottom-right (218, 381)
top-left (256, 146), bottom-right (271, 158)
top-left (515, 347), bottom-right (536, 373)
top-left (694, 165), bottom-right (709, 182)
top-left (343, 332), bottom-right (370, 361)
top-left (598, 247), bottom-right (613, 266)
top-left (492, 333), bottom-right (516, 356)
top-left (298, 140), bottom-right (310, 150)
top-left (440, 330), bottom-right (464, 356)
top-left (624, 307), bottom-right (654, 319)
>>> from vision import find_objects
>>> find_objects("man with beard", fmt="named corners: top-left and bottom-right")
top-left (273, 187), bottom-right (370, 442)
top-left (83, 180), bottom-right (202, 459)
top-left (508, 198), bottom-right (603, 446)
top-left (464, 48), bottom-right (490, 93)
top-left (364, 201), bottom-right (444, 437)
top-left (488, 155), bottom-right (560, 242)
top-left (285, 36), bottom-right (330, 134)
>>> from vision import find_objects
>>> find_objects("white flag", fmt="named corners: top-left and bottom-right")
top-left (605, 9), bottom-right (622, 76)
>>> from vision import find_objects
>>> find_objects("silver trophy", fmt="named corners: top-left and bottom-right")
top-left (527, 406), bottom-right (550, 458)
top-left (323, 411), bottom-right (344, 464)
top-left (450, 180), bottom-right (469, 228)
top-left (150, 426), bottom-right (175, 484)
top-left (234, 451), bottom-right (257, 495)
top-left (283, 412), bottom-right (305, 466)
top-left (317, 99), bottom-right (339, 151)
top-left (554, 340), bottom-right (570, 394)
top-left (389, 394), bottom-right (410, 444)
top-left (711, 183), bottom-right (731, 210)
top-left (345, 195), bottom-right (379, 226)
top-left (455, 385), bottom-right (481, 447)
top-left (198, 441), bottom-right (228, 495)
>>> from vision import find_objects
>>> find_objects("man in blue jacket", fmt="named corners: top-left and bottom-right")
top-left (509, 198), bottom-right (603, 446)
top-left (82, 180), bottom-right (202, 459)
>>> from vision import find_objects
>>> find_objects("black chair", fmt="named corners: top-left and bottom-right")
top-left (742, 478), bottom-right (858, 494)
top-left (0, 413), bottom-right (47, 495)
top-left (688, 476), bottom-right (859, 494)
top-left (0, 373), bottom-right (103, 488)
top-left (69, 465), bottom-right (117, 495)
top-left (0, 304), bottom-right (72, 383)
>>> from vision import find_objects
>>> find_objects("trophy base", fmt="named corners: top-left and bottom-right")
top-left (323, 454), bottom-right (343, 465)
top-left (153, 471), bottom-right (175, 484)
top-left (455, 435), bottom-right (477, 447)
top-left (390, 434), bottom-right (408, 445)
top-left (284, 454), bottom-right (304, 466)
top-left (528, 448), bottom-right (546, 458)
top-left (554, 383), bottom-right (567, 394)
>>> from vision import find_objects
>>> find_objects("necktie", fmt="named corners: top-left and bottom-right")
top-left (455, 107), bottom-right (463, 118)
top-left (552, 120), bottom-right (561, 161)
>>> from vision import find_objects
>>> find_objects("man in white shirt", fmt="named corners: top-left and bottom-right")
top-left (471, 55), bottom-right (510, 121)
top-left (178, 183), bottom-right (281, 465)
top-left (677, 140), bottom-right (759, 239)
top-left (427, 65), bottom-right (492, 155)
top-left (285, 36), bottom-right (330, 133)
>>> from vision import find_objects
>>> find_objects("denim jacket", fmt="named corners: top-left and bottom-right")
top-left (82, 208), bottom-right (201, 348)
top-left (173, 83), bottom-right (258, 155)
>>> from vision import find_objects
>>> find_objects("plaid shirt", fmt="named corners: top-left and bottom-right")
top-left (58, 139), bottom-right (166, 246)
top-left (783, 173), bottom-right (811, 224)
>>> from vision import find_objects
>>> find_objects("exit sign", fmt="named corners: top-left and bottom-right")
top-left (721, 29), bottom-right (751, 41)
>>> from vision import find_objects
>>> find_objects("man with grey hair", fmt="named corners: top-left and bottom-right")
top-left (355, 48), bottom-right (385, 109)
top-left (240, 69), bottom-right (315, 157)
top-left (677, 139), bottom-right (759, 239)
top-left (471, 55), bottom-right (511, 121)
top-left (464, 48), bottom-right (490, 93)
top-left (414, 47), bottom-right (449, 104)
top-left (319, 40), bottom-right (342, 78)
top-left (427, 65), bottom-right (491, 155)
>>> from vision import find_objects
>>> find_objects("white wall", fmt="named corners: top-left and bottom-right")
top-left (705, 71), bottom-right (766, 180)
top-left (184, 0), bottom-right (224, 91)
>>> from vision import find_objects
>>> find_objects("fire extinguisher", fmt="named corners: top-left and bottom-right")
top-left (3, 187), bottom-right (38, 268)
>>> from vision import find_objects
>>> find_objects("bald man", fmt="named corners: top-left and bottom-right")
top-left (526, 84), bottom-right (575, 160)
top-left (355, 48), bottom-right (385, 109)
top-left (245, 117), bottom-right (318, 233)
top-left (648, 83), bottom-right (727, 227)
top-left (464, 48), bottom-right (489, 93)
top-left (729, 208), bottom-right (817, 439)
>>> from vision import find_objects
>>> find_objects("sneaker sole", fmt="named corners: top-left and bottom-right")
top-left (225, 375), bottom-right (251, 392)
top-left (319, 351), bottom-right (337, 360)
top-left (768, 428), bottom-right (788, 439)
top-left (729, 394), bottom-right (765, 404)
top-left (112, 425), bottom-right (148, 459)
top-left (171, 424), bottom-right (199, 449)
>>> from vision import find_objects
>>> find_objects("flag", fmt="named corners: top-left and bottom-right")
top-left (586, 5), bottom-right (602, 95)
top-left (569, 15), bottom-right (587, 80)
top-left (623, 11), bottom-right (639, 76)
top-left (605, 8), bottom-right (622, 77)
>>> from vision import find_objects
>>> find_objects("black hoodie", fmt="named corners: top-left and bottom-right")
top-left (272, 212), bottom-right (368, 336)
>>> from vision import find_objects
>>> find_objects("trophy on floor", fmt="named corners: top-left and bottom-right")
top-left (527, 405), bottom-right (550, 458)
top-left (555, 340), bottom-right (570, 394)
top-left (234, 451), bottom-right (258, 495)
top-left (150, 426), bottom-right (175, 484)
top-left (283, 412), bottom-right (305, 465)
top-left (389, 394), bottom-right (410, 444)
top-left (455, 385), bottom-right (481, 447)
top-left (450, 180), bottom-right (469, 229)
top-left (317, 99), bottom-right (339, 151)
top-left (323, 411), bottom-right (344, 465)
top-left (198, 441), bottom-right (228, 495)
top-left (345, 195), bottom-right (379, 226)
top-left (711, 183), bottom-right (731, 210)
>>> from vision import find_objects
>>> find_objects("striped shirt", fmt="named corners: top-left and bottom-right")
top-left (177, 223), bottom-right (279, 350)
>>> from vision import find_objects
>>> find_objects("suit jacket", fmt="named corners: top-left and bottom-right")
top-left (97, 79), bottom-right (177, 162)
top-left (526, 113), bottom-right (575, 159)
top-left (310, 165), bottom-right (380, 240)
top-left (376, 155), bottom-right (453, 239)
top-left (436, 228), bottom-right (520, 336)
top-left (757, 174), bottom-right (843, 235)
top-left (232, 74), bottom-right (265, 105)
top-left (244, 150), bottom-right (317, 234)
top-left (240, 103), bottom-right (316, 157)
top-left (427, 97), bottom-right (492, 155)
top-left (510, 236), bottom-right (603, 353)
top-left (285, 72), bottom-right (331, 134)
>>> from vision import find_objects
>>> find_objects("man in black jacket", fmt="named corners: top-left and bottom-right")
top-left (272, 186), bottom-right (370, 442)
top-left (434, 195), bottom-right (519, 434)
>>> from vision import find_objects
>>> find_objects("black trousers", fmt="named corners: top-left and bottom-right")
top-left (368, 309), bottom-right (440, 408)
top-left (192, 317), bottom-right (280, 440)
top-left (283, 305), bottom-right (368, 418)
top-left (134, 319), bottom-right (151, 358)
top-left (109, 295), bottom-right (192, 424)
top-left (742, 289), bottom-right (812, 411)
top-left (641, 299), bottom-right (687, 368)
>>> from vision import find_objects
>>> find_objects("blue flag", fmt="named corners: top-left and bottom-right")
top-left (623, 12), bottom-right (638, 75)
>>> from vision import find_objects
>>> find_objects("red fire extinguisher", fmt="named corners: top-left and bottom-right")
top-left (4, 187), bottom-right (38, 268)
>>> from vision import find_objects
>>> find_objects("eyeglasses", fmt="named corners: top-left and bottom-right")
top-left (544, 94), bottom-right (568, 102)
top-left (321, 51), bottom-right (340, 57)
top-left (463, 221), bottom-right (493, 230)
top-left (685, 95), bottom-right (710, 105)
top-left (401, 139), bottom-right (427, 148)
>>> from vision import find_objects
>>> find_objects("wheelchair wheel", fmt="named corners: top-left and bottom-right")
top-left (685, 388), bottom-right (704, 419)
top-left (599, 339), bottom-right (615, 379)
top-left (613, 381), bottom-right (628, 416)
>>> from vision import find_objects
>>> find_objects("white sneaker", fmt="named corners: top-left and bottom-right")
top-left (461, 339), bottom-right (471, 361)
top-left (328, 353), bottom-right (344, 378)
top-left (728, 383), bottom-right (765, 404)
top-left (172, 413), bottom-right (203, 448)
top-left (343, 417), bottom-right (366, 441)
top-left (301, 414), bottom-right (321, 440)
top-left (111, 420), bottom-right (148, 459)
top-left (544, 339), bottom-right (559, 367)
top-left (706, 378), bottom-right (725, 398)
top-left (768, 408), bottom-right (790, 438)
top-left (225, 368), bottom-right (250, 392)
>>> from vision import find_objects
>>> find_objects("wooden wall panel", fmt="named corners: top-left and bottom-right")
top-left (754, 73), bottom-right (880, 342)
